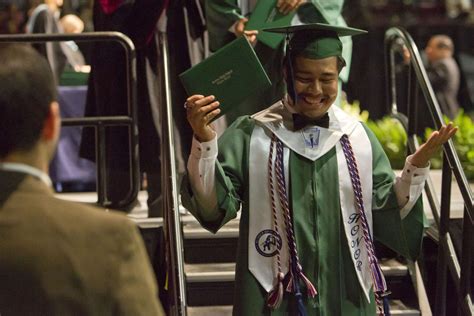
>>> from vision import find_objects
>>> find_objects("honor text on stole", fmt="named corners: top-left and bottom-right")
top-left (348, 212), bottom-right (364, 271)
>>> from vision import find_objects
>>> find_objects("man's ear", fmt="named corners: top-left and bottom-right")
top-left (42, 102), bottom-right (60, 141)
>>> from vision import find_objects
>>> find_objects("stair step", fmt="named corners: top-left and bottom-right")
top-left (185, 263), bottom-right (235, 306)
top-left (185, 263), bottom-right (235, 283)
top-left (380, 258), bottom-right (409, 276)
top-left (390, 300), bottom-right (421, 315)
top-left (182, 218), bottom-right (415, 268)
top-left (185, 259), bottom-right (413, 306)
top-left (186, 299), bottom-right (419, 315)
top-left (183, 218), bottom-right (240, 239)
top-left (185, 259), bottom-right (407, 283)
top-left (187, 305), bottom-right (232, 316)
top-left (184, 225), bottom-right (239, 239)
top-left (183, 218), bottom-right (240, 263)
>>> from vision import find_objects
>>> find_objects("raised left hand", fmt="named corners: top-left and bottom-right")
top-left (409, 123), bottom-right (458, 168)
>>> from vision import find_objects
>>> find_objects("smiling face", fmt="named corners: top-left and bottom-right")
top-left (288, 55), bottom-right (339, 119)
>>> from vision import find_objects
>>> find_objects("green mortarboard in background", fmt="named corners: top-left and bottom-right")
top-left (263, 23), bottom-right (367, 60)
top-left (263, 3), bottom-right (366, 60)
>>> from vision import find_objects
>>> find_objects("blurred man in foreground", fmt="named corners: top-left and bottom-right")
top-left (0, 44), bottom-right (164, 316)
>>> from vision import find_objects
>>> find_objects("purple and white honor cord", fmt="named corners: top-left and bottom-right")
top-left (340, 134), bottom-right (389, 315)
top-left (266, 135), bottom-right (317, 315)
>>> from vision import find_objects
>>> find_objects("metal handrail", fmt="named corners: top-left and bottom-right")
top-left (0, 32), bottom-right (140, 209)
top-left (385, 27), bottom-right (473, 315)
top-left (158, 32), bottom-right (187, 315)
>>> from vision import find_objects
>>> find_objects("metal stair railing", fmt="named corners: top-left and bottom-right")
top-left (0, 32), bottom-right (140, 209)
top-left (157, 31), bottom-right (187, 315)
top-left (385, 27), bottom-right (473, 316)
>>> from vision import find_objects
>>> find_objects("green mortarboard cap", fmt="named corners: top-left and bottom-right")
top-left (263, 22), bottom-right (367, 60)
top-left (262, 4), bottom-right (367, 103)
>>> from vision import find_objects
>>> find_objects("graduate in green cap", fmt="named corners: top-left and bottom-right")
top-left (181, 23), bottom-right (457, 315)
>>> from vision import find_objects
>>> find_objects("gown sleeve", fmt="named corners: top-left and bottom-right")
top-left (205, 0), bottom-right (243, 52)
top-left (363, 124), bottom-right (429, 260)
top-left (181, 116), bottom-right (255, 233)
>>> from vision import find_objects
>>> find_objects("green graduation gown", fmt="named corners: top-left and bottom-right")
top-left (182, 115), bottom-right (426, 315)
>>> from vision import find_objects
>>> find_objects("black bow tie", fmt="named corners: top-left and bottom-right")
top-left (292, 113), bottom-right (330, 130)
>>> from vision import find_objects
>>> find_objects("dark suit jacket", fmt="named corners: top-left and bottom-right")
top-left (0, 170), bottom-right (164, 315)
top-left (426, 57), bottom-right (460, 119)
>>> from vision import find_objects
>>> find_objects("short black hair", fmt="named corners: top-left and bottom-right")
top-left (0, 44), bottom-right (57, 158)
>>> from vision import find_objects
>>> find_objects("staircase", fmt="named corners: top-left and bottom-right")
top-left (56, 169), bottom-right (471, 315)
top-left (183, 215), bottom-right (422, 316)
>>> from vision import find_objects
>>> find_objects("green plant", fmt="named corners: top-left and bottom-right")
top-left (341, 99), bottom-right (407, 169)
top-left (341, 101), bottom-right (474, 180)
top-left (424, 110), bottom-right (474, 180)
top-left (365, 117), bottom-right (407, 169)
top-left (340, 100), bottom-right (369, 123)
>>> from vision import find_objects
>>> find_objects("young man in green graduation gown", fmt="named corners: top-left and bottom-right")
top-left (181, 23), bottom-right (457, 315)
top-left (206, 0), bottom-right (352, 124)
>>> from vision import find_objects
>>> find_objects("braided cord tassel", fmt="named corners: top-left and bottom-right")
top-left (274, 137), bottom-right (317, 316)
top-left (266, 135), bottom-right (285, 309)
top-left (340, 135), bottom-right (389, 316)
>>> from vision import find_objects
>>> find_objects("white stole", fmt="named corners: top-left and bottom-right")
top-left (248, 104), bottom-right (374, 302)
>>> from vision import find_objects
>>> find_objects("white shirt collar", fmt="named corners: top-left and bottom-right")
top-left (0, 162), bottom-right (53, 187)
top-left (252, 97), bottom-right (360, 135)
top-left (251, 99), bottom-right (362, 161)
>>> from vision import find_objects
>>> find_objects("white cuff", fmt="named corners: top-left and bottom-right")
top-left (395, 155), bottom-right (430, 219)
top-left (400, 156), bottom-right (430, 185)
top-left (190, 133), bottom-right (218, 159)
top-left (187, 133), bottom-right (219, 212)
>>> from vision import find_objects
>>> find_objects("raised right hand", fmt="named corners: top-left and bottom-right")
top-left (234, 18), bottom-right (258, 43)
top-left (185, 95), bottom-right (220, 142)
top-left (409, 122), bottom-right (458, 168)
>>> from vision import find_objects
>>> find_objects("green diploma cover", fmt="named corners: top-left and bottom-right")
top-left (179, 36), bottom-right (271, 119)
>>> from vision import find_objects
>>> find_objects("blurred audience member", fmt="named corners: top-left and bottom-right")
top-left (26, 0), bottom-right (86, 81)
top-left (26, 0), bottom-right (66, 81)
top-left (424, 34), bottom-right (460, 119)
top-left (0, 3), bottom-right (25, 34)
top-left (59, 13), bottom-right (88, 72)
top-left (60, 13), bottom-right (83, 33)
top-left (0, 43), bottom-right (165, 315)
